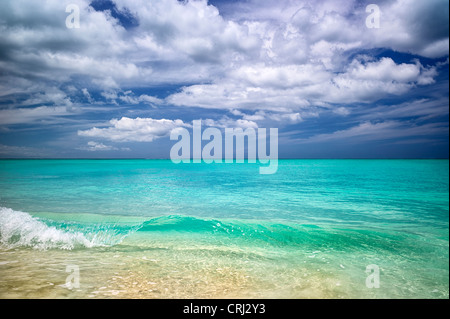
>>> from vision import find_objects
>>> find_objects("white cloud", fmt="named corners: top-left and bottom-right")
top-left (138, 95), bottom-right (164, 106)
top-left (358, 98), bottom-right (450, 121)
top-left (0, 106), bottom-right (77, 125)
top-left (167, 57), bottom-right (437, 111)
top-left (295, 120), bottom-right (449, 144)
top-left (116, 93), bottom-right (164, 106)
top-left (82, 88), bottom-right (94, 103)
top-left (224, 0), bottom-right (449, 59)
top-left (373, 0), bottom-right (449, 58)
top-left (230, 109), bottom-right (304, 124)
top-left (346, 58), bottom-right (421, 82)
top-left (78, 117), bottom-right (190, 142)
top-left (325, 57), bottom-right (437, 103)
top-left (85, 141), bottom-right (118, 151)
top-left (203, 117), bottom-right (258, 129)
top-left (78, 115), bottom-right (273, 144)
top-left (1, 0), bottom-right (445, 99)
top-left (0, 0), bottom-right (447, 141)
top-left (77, 141), bottom-right (130, 152)
top-left (268, 112), bottom-right (303, 123)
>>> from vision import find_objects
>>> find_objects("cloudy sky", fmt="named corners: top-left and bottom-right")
top-left (0, 0), bottom-right (448, 158)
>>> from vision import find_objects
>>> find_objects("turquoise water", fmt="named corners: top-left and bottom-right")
top-left (0, 159), bottom-right (448, 298)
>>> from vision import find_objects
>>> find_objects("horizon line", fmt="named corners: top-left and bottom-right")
top-left (0, 157), bottom-right (448, 160)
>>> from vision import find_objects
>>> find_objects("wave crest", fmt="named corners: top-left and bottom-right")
top-left (0, 207), bottom-right (133, 250)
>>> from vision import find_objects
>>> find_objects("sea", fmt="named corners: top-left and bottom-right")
top-left (0, 159), bottom-right (448, 298)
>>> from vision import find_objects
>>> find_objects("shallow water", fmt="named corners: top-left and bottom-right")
top-left (0, 159), bottom-right (448, 298)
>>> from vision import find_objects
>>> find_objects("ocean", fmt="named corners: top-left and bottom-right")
top-left (0, 159), bottom-right (448, 298)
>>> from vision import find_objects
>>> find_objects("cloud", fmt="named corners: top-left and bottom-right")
top-left (0, 0), bottom-right (262, 96)
top-left (374, 0), bottom-right (449, 58)
top-left (78, 115), bottom-right (264, 143)
top-left (78, 117), bottom-right (190, 142)
top-left (138, 95), bottom-right (164, 106)
top-left (296, 120), bottom-right (449, 144)
top-left (325, 57), bottom-right (437, 103)
top-left (1, 0), bottom-right (445, 101)
top-left (85, 141), bottom-right (117, 151)
top-left (0, 0), bottom-right (446, 120)
top-left (357, 98), bottom-right (450, 121)
top-left (116, 92), bottom-right (164, 106)
top-left (346, 58), bottom-right (424, 82)
top-left (0, 0), bottom-right (447, 158)
top-left (0, 144), bottom-right (53, 157)
top-left (82, 88), bottom-right (94, 103)
top-left (167, 57), bottom-right (438, 111)
top-left (77, 141), bottom-right (131, 151)
top-left (221, 0), bottom-right (449, 59)
top-left (0, 106), bottom-right (78, 125)
top-left (202, 117), bottom-right (259, 129)
top-left (230, 109), bottom-right (304, 124)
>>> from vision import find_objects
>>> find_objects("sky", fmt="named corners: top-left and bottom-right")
top-left (0, 0), bottom-right (448, 159)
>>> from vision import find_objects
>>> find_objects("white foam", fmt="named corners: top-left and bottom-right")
top-left (0, 207), bottom-right (107, 250)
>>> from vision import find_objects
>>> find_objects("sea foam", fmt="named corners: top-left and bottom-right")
top-left (0, 207), bottom-right (130, 250)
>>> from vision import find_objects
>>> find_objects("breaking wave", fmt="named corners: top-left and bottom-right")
top-left (0, 207), bottom-right (136, 250)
